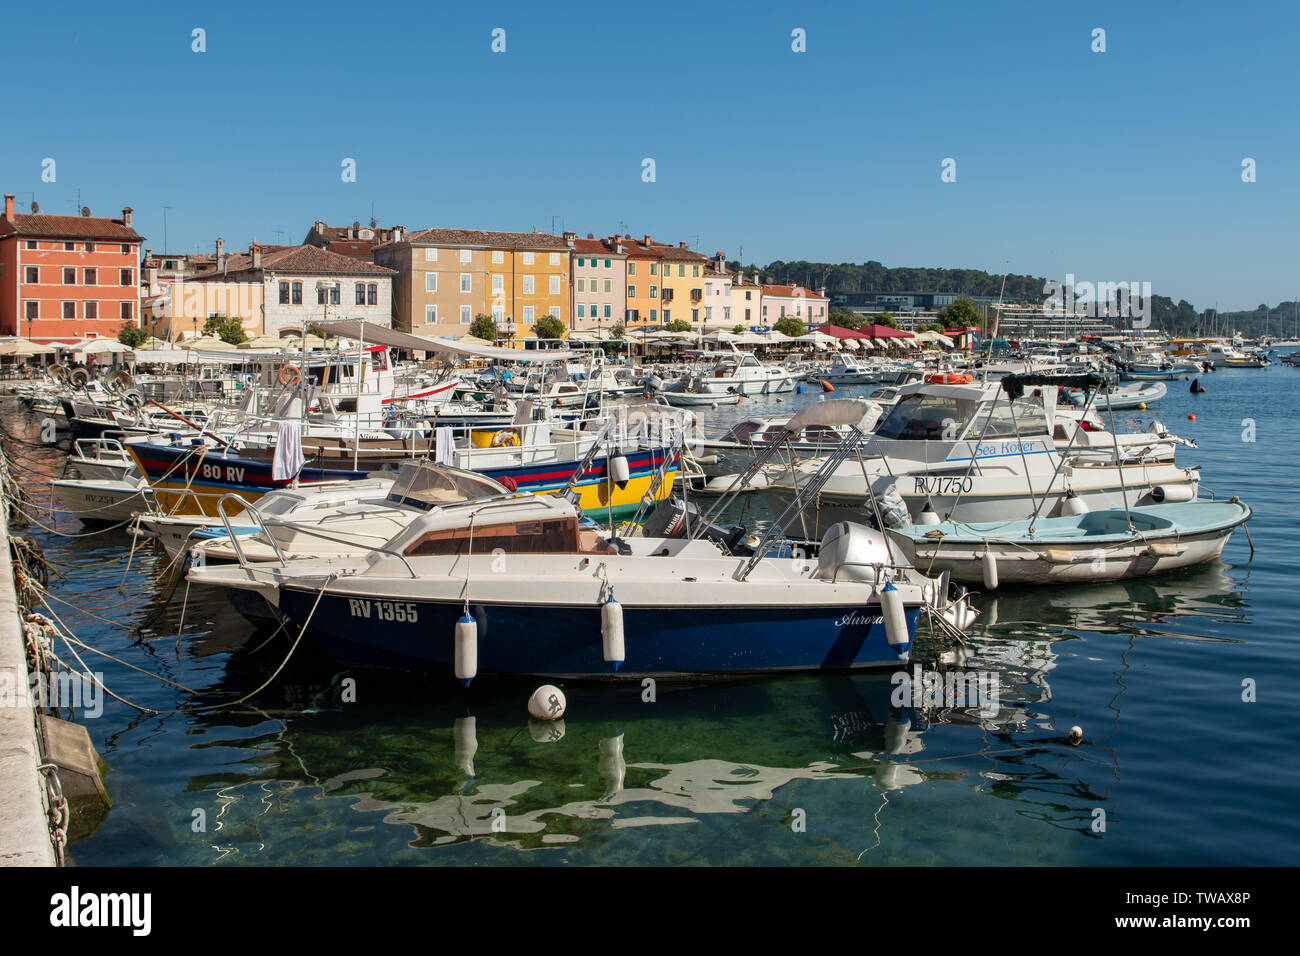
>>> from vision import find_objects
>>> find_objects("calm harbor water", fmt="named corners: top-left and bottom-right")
top-left (5, 368), bottom-right (1298, 866)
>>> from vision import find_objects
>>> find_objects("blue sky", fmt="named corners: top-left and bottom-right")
top-left (3, 0), bottom-right (1296, 311)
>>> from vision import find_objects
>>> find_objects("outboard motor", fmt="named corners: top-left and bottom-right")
top-left (642, 497), bottom-right (752, 554)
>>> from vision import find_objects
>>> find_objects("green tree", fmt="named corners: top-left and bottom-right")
top-left (531, 315), bottom-right (567, 341)
top-left (935, 297), bottom-right (982, 330)
top-left (610, 322), bottom-right (626, 340)
top-left (876, 311), bottom-right (898, 329)
top-left (203, 314), bottom-right (247, 345)
top-left (732, 324), bottom-right (746, 335)
top-left (665, 319), bottom-right (692, 332)
top-left (117, 322), bottom-right (148, 348)
top-left (469, 314), bottom-right (497, 342)
top-left (774, 316), bottom-right (806, 338)
top-left (916, 322), bottom-right (945, 333)
top-left (826, 308), bottom-right (863, 331)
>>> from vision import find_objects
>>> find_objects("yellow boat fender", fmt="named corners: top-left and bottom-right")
top-left (491, 429), bottom-right (520, 447)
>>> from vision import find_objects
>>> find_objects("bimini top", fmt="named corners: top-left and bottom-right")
top-left (384, 459), bottom-right (510, 510)
top-left (780, 398), bottom-right (879, 435)
top-left (309, 319), bottom-right (583, 363)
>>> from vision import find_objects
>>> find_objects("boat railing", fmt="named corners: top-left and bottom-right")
top-left (214, 492), bottom-right (420, 578)
top-left (826, 561), bottom-right (916, 585)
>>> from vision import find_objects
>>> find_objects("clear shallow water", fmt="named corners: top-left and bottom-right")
top-left (4, 366), bottom-right (1297, 866)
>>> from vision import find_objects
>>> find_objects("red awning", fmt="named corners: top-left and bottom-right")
top-left (859, 324), bottom-right (913, 339)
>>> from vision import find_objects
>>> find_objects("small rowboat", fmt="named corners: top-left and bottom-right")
top-left (886, 499), bottom-right (1251, 587)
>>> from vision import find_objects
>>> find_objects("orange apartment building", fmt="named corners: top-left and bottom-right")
top-left (620, 235), bottom-right (709, 328)
top-left (0, 194), bottom-right (144, 340)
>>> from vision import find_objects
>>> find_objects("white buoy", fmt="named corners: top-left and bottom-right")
top-left (454, 610), bottom-right (477, 685)
top-left (528, 684), bottom-right (567, 720)
top-left (609, 454), bottom-right (631, 489)
top-left (1061, 490), bottom-right (1089, 515)
top-left (1069, 725), bottom-right (1083, 745)
top-left (879, 581), bottom-right (910, 656)
top-left (601, 588), bottom-right (625, 670)
top-left (981, 549), bottom-right (999, 590)
top-left (453, 715), bottom-right (477, 777)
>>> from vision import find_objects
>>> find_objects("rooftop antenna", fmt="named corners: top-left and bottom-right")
top-left (273, 229), bottom-right (285, 244)
top-left (160, 205), bottom-right (171, 253)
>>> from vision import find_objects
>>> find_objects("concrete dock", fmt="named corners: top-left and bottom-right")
top-left (0, 491), bottom-right (57, 866)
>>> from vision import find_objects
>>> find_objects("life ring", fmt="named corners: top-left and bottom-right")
top-left (924, 372), bottom-right (973, 385)
top-left (491, 430), bottom-right (520, 447)
top-left (277, 365), bottom-right (302, 387)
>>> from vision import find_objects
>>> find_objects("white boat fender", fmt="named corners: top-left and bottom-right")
top-left (601, 588), bottom-right (625, 670)
top-left (982, 549), bottom-right (999, 590)
top-left (1061, 490), bottom-right (1090, 515)
top-left (916, 503), bottom-right (941, 526)
top-left (879, 581), bottom-right (910, 655)
top-left (609, 454), bottom-right (631, 490)
top-left (455, 610), bottom-right (478, 685)
top-left (528, 684), bottom-right (567, 720)
top-left (1150, 484), bottom-right (1194, 503)
top-left (598, 733), bottom-right (626, 796)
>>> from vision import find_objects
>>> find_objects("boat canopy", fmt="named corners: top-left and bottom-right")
top-left (781, 398), bottom-right (878, 434)
top-left (309, 319), bottom-right (583, 363)
top-left (385, 460), bottom-right (509, 510)
top-left (1001, 372), bottom-right (1106, 398)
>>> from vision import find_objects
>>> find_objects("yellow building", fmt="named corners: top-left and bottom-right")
top-left (619, 235), bottom-right (709, 327)
top-left (374, 227), bottom-right (571, 343)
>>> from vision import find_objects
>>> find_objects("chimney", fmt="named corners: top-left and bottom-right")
top-left (563, 230), bottom-right (576, 247)
top-left (216, 237), bottom-right (226, 271)
top-left (752, 270), bottom-right (760, 286)
top-left (393, 226), bottom-right (403, 243)
top-left (678, 241), bottom-right (687, 249)
top-left (3, 194), bottom-right (13, 220)
top-left (643, 234), bottom-right (651, 244)
top-left (251, 242), bottom-right (262, 270)
top-left (314, 220), bottom-right (326, 237)
top-left (714, 252), bottom-right (726, 273)
top-left (586, 233), bottom-right (594, 239)
top-left (122, 206), bottom-right (133, 228)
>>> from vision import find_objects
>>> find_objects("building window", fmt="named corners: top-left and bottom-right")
top-left (121, 302), bottom-right (133, 320)
top-left (576, 278), bottom-right (585, 292)
top-left (84, 268), bottom-right (97, 285)
top-left (460, 305), bottom-right (471, 324)
top-left (627, 309), bottom-right (639, 323)
top-left (329, 285), bottom-right (340, 305)
top-left (492, 250), bottom-right (504, 264)
top-left (62, 301), bottom-right (75, 319)
top-left (627, 262), bottom-right (637, 276)
top-left (522, 252), bottom-right (535, 265)
top-left (650, 263), bottom-right (657, 276)
top-left (577, 304), bottom-right (585, 319)
top-left (604, 259), bottom-right (611, 268)
top-left (692, 265), bottom-right (700, 277)
top-left (292, 282), bottom-right (302, 304)
top-left (549, 275), bottom-right (560, 295)
top-left (523, 306), bottom-right (534, 324)
top-left (650, 309), bottom-right (657, 322)
top-left (663, 309), bottom-right (671, 322)
top-left (25, 267), bottom-right (38, 284)
top-left (603, 304), bottom-right (611, 318)
top-left (745, 290), bottom-right (752, 300)
top-left (63, 267), bottom-right (76, 284)
top-left (460, 274), bottom-right (471, 293)
top-left (649, 285), bottom-right (658, 299)
top-left (523, 275), bottom-right (534, 295)
top-left (549, 253), bottom-right (560, 265)
top-left (705, 307), bottom-right (712, 321)
top-left (121, 244), bottom-right (130, 254)
top-left (603, 279), bottom-right (611, 293)
top-left (279, 282), bottom-right (290, 304)
top-left (549, 306), bottom-right (560, 318)
top-left (317, 285), bottom-right (327, 305)
top-left (25, 240), bottom-right (37, 250)
top-left (24, 301), bottom-right (38, 320)
top-left (763, 305), bottom-right (768, 317)
top-left (86, 302), bottom-right (98, 320)
top-left (460, 248), bottom-right (471, 263)
top-left (692, 309), bottom-right (699, 322)
top-left (85, 242), bottom-right (95, 253)
top-left (425, 273), bottom-right (437, 293)
top-left (120, 268), bottom-right (133, 285)
top-left (627, 285), bottom-right (636, 297)
top-left (492, 306), bottom-right (504, 322)
top-left (577, 257), bottom-right (585, 267)
top-left (426, 305), bottom-right (438, 324)
top-left (355, 283), bottom-right (365, 305)
top-left (64, 242), bottom-right (75, 251)
top-left (425, 248), bottom-right (437, 261)
top-left (725, 307), bottom-right (731, 320)
top-left (491, 274), bottom-right (504, 294)
top-left (367, 284), bottom-right (377, 305)
top-left (744, 308), bottom-right (751, 320)
top-left (678, 264), bottom-right (686, 277)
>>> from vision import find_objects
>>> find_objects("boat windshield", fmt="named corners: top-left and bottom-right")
top-left (873, 394), bottom-right (978, 441)
top-left (961, 393), bottom-right (1050, 439)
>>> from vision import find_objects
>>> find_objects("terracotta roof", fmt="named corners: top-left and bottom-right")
top-left (396, 227), bottom-right (569, 250)
top-left (572, 237), bottom-right (626, 257)
top-left (621, 237), bottom-right (708, 263)
top-left (0, 212), bottom-right (143, 242)
top-left (326, 240), bottom-right (377, 257)
top-left (189, 244), bottom-right (395, 280)
top-left (762, 283), bottom-right (828, 300)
